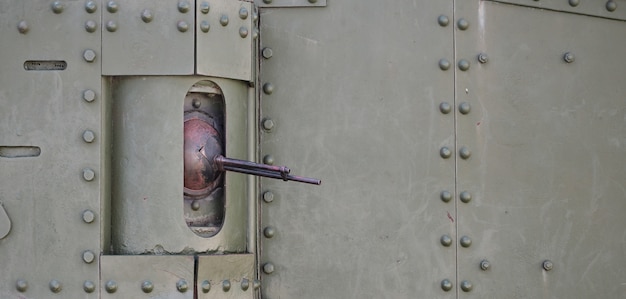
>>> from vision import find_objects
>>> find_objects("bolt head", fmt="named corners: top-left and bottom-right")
top-left (83, 168), bottom-right (95, 181)
top-left (262, 47), bottom-right (274, 59)
top-left (239, 26), bottom-right (249, 38)
top-left (263, 191), bottom-right (274, 203)
top-left (543, 260), bottom-right (554, 271)
top-left (141, 280), bottom-right (154, 293)
top-left (480, 259), bottom-right (491, 271)
top-left (176, 279), bottom-right (188, 293)
top-left (438, 15), bottom-right (449, 27)
top-left (83, 89), bottom-right (96, 102)
top-left (105, 280), bottom-right (117, 293)
top-left (82, 250), bottom-right (95, 263)
top-left (201, 280), bottom-right (211, 293)
top-left (82, 210), bottom-right (96, 223)
top-left (478, 53), bottom-right (489, 64)
top-left (440, 235), bottom-right (452, 247)
top-left (438, 59), bottom-right (451, 71)
top-left (440, 279), bottom-right (453, 291)
top-left (460, 236), bottom-right (472, 247)
top-left (17, 20), bottom-right (29, 34)
top-left (460, 280), bottom-right (473, 292)
top-left (49, 280), bottom-right (62, 293)
top-left (16, 279), bottom-right (28, 292)
top-left (262, 118), bottom-right (275, 131)
top-left (222, 280), bottom-right (231, 292)
top-left (83, 130), bottom-right (95, 143)
top-left (83, 280), bottom-right (95, 293)
top-left (563, 52), bottom-right (575, 63)
top-left (83, 49), bottom-right (97, 62)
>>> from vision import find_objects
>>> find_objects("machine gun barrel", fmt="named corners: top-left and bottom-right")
top-left (215, 155), bottom-right (321, 185)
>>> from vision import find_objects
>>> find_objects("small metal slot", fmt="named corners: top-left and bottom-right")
top-left (24, 60), bottom-right (67, 71)
top-left (0, 146), bottom-right (41, 158)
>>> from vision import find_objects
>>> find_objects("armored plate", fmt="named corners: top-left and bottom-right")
top-left (489, 0), bottom-right (626, 21)
top-left (258, 1), bottom-right (456, 298)
top-left (455, 1), bottom-right (626, 297)
top-left (255, 0), bottom-right (326, 8)
top-left (196, 254), bottom-right (255, 299)
top-left (102, 0), bottom-right (195, 75)
top-left (0, 0), bottom-right (102, 297)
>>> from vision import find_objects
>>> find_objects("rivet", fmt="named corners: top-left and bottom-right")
top-left (49, 280), bottom-right (62, 293)
top-left (253, 12), bottom-right (258, 21)
top-left (83, 49), bottom-right (96, 62)
top-left (478, 53), bottom-right (488, 64)
top-left (458, 59), bottom-right (470, 71)
top-left (200, 21), bottom-right (210, 33)
top-left (176, 279), bottom-right (188, 293)
top-left (458, 102), bottom-right (471, 114)
top-left (439, 102), bottom-right (451, 114)
top-left (178, 1), bottom-right (190, 13)
top-left (239, 7), bottom-right (249, 19)
top-left (264, 0), bottom-right (273, 4)
top-left (438, 59), bottom-right (451, 71)
top-left (457, 18), bottom-right (469, 30)
top-left (253, 28), bottom-right (259, 40)
top-left (308, 0), bottom-right (318, 3)
top-left (263, 83), bottom-right (275, 94)
top-left (220, 15), bottom-right (229, 26)
top-left (440, 279), bottom-right (453, 291)
top-left (239, 26), bottom-right (249, 38)
top-left (459, 147), bottom-right (471, 159)
top-left (262, 47), bottom-right (274, 59)
top-left (16, 279), bottom-right (27, 292)
top-left (606, 1), bottom-right (617, 12)
top-left (480, 259), bottom-right (491, 271)
top-left (563, 52), bottom-right (575, 63)
top-left (177, 21), bottom-right (189, 32)
top-left (201, 280), bottom-right (211, 293)
top-left (105, 20), bottom-right (117, 32)
top-left (542, 260), bottom-right (554, 271)
top-left (17, 20), bottom-right (29, 34)
top-left (83, 168), bottom-right (95, 181)
top-left (440, 191), bottom-right (452, 203)
top-left (438, 15), bottom-right (449, 27)
top-left (82, 130), bottom-right (95, 143)
top-left (51, 2), bottom-right (64, 14)
top-left (460, 236), bottom-right (472, 248)
top-left (568, 0), bottom-right (579, 7)
top-left (85, 20), bottom-right (97, 33)
top-left (222, 280), bottom-right (231, 292)
top-left (141, 9), bottom-right (153, 23)
top-left (191, 200), bottom-right (201, 211)
top-left (82, 209), bottom-right (95, 223)
top-left (82, 250), bottom-right (95, 264)
top-left (439, 147), bottom-right (452, 159)
top-left (106, 1), bottom-right (118, 13)
top-left (253, 279), bottom-right (261, 290)
top-left (262, 118), bottom-right (275, 131)
top-left (440, 235), bottom-right (452, 247)
top-left (141, 280), bottom-right (154, 293)
top-left (85, 1), bottom-right (97, 13)
top-left (83, 89), bottom-right (96, 102)
top-left (460, 191), bottom-right (472, 203)
top-left (83, 280), bottom-right (95, 293)
top-left (105, 280), bottom-right (117, 293)
top-left (241, 278), bottom-right (250, 291)
top-left (200, 2), bottom-right (210, 14)
top-left (263, 155), bottom-right (274, 165)
top-left (460, 280), bottom-right (473, 292)
top-left (263, 191), bottom-right (274, 203)
top-left (263, 262), bottom-right (275, 274)
top-left (264, 226), bottom-right (276, 238)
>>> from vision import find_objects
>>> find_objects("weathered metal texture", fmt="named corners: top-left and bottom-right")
top-left (110, 76), bottom-right (249, 254)
top-left (196, 254), bottom-right (255, 299)
top-left (100, 255), bottom-right (194, 298)
top-left (455, 1), bottom-right (626, 297)
top-left (259, 1), bottom-right (456, 298)
top-left (255, 0), bottom-right (326, 8)
top-left (0, 1), bottom-right (103, 297)
top-left (102, 0), bottom-right (195, 75)
top-left (196, 0), bottom-right (254, 81)
top-left (490, 0), bottom-right (626, 21)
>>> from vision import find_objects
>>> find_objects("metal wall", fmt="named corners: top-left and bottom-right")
top-left (259, 0), bottom-right (626, 298)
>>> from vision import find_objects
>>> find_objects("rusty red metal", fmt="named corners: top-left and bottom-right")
top-left (183, 118), bottom-right (223, 197)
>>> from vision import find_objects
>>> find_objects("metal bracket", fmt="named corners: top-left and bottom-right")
top-left (489, 0), bottom-right (626, 21)
top-left (256, 0), bottom-right (326, 8)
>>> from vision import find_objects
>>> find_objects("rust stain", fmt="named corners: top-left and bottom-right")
top-left (447, 211), bottom-right (454, 223)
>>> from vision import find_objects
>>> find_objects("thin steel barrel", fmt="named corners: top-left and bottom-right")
top-left (215, 155), bottom-right (290, 174)
top-left (221, 165), bottom-right (321, 185)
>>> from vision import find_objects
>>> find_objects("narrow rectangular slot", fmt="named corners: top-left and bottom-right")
top-left (0, 146), bottom-right (41, 158)
top-left (24, 60), bottom-right (67, 71)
